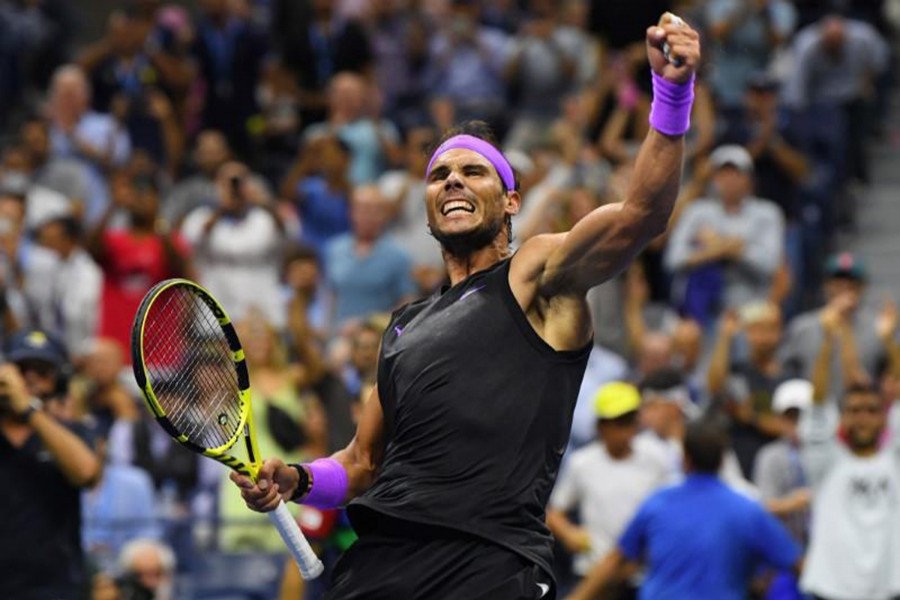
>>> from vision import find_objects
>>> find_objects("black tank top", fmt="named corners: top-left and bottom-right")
top-left (348, 257), bottom-right (591, 579)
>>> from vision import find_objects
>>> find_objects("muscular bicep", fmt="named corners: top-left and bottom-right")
top-left (332, 386), bottom-right (386, 500)
top-left (538, 201), bottom-right (653, 295)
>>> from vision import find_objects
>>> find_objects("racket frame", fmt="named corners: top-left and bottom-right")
top-left (132, 278), bottom-right (261, 478)
top-left (131, 278), bottom-right (324, 579)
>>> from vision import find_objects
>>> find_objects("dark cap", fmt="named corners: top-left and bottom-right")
top-left (825, 252), bottom-right (867, 281)
top-left (746, 72), bottom-right (780, 93)
top-left (4, 330), bottom-right (68, 368)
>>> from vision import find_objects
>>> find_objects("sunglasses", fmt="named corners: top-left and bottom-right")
top-left (844, 404), bottom-right (883, 415)
top-left (16, 360), bottom-right (58, 378)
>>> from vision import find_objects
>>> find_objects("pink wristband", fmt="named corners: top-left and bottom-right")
top-left (302, 458), bottom-right (349, 509)
top-left (649, 71), bottom-right (695, 136)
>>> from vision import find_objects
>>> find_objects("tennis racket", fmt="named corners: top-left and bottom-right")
top-left (131, 278), bottom-right (324, 580)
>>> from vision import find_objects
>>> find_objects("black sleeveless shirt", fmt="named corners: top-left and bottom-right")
top-left (348, 258), bottom-right (591, 579)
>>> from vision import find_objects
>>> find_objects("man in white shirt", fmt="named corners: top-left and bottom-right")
top-left (547, 382), bottom-right (668, 588)
top-left (635, 368), bottom-right (758, 496)
top-left (801, 382), bottom-right (900, 600)
top-left (180, 161), bottom-right (287, 327)
top-left (26, 215), bottom-right (102, 358)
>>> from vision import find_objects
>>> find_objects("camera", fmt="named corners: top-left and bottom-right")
top-left (229, 175), bottom-right (244, 202)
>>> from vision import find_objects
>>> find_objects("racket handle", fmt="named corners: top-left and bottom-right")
top-left (268, 501), bottom-right (325, 580)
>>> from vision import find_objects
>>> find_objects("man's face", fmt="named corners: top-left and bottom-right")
top-left (425, 149), bottom-right (518, 256)
top-left (598, 411), bottom-right (639, 456)
top-left (745, 312), bottom-right (782, 357)
top-left (195, 132), bottom-right (230, 176)
top-left (639, 397), bottom-right (680, 437)
top-left (842, 391), bottom-right (886, 451)
top-left (824, 277), bottom-right (864, 308)
top-left (21, 121), bottom-right (49, 161)
top-left (285, 258), bottom-right (319, 293)
top-left (350, 187), bottom-right (390, 241)
top-left (713, 166), bottom-right (751, 204)
top-left (16, 359), bottom-right (59, 399)
top-left (351, 329), bottom-right (381, 373)
top-left (36, 221), bottom-right (68, 256)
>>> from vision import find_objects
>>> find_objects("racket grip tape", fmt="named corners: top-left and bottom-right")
top-left (268, 501), bottom-right (325, 580)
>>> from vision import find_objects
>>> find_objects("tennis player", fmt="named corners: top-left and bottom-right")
top-left (233, 14), bottom-right (700, 599)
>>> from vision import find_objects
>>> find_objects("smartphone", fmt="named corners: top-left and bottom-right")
top-left (230, 175), bottom-right (244, 202)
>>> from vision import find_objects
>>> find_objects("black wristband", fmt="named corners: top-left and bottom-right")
top-left (288, 463), bottom-right (311, 503)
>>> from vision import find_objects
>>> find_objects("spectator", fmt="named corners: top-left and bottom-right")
top-left (283, 243), bottom-right (330, 345)
top-left (783, 14), bottom-right (889, 187)
top-left (273, 0), bottom-right (373, 127)
top-left (665, 144), bottom-right (785, 326)
top-left (718, 73), bottom-right (812, 314)
top-left (87, 170), bottom-right (190, 359)
top-left (0, 329), bottom-right (101, 599)
top-left (18, 116), bottom-right (91, 219)
top-left (280, 134), bottom-right (353, 256)
top-left (24, 215), bottom-right (102, 359)
top-left (219, 311), bottom-right (326, 551)
top-left (180, 160), bottom-right (287, 327)
top-left (635, 368), bottom-right (755, 495)
top-left (566, 343), bottom-right (629, 452)
top-left (547, 382), bottom-right (668, 588)
top-left (76, 10), bottom-right (186, 172)
top-left (82, 433), bottom-right (161, 573)
top-left (78, 338), bottom-right (140, 446)
top-left (378, 125), bottom-right (446, 295)
top-left (780, 252), bottom-right (885, 399)
top-left (566, 419), bottom-right (801, 600)
top-left (46, 64), bottom-right (132, 223)
top-left (161, 129), bottom-right (232, 227)
top-left (191, 0), bottom-right (268, 156)
top-left (0, 183), bottom-right (27, 333)
top-left (753, 379), bottom-right (813, 544)
top-left (708, 302), bottom-right (790, 477)
top-left (705, 0), bottom-right (797, 116)
top-left (425, 0), bottom-right (512, 132)
top-left (338, 318), bottom-right (384, 404)
top-left (303, 72), bottom-right (402, 185)
top-left (800, 379), bottom-right (900, 600)
top-left (503, 0), bottom-right (580, 153)
top-left (116, 538), bottom-right (177, 600)
top-left (324, 184), bottom-right (416, 330)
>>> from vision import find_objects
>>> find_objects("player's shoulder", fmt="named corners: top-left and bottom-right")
top-left (510, 232), bottom-right (568, 284)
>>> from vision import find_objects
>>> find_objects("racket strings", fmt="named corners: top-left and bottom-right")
top-left (142, 287), bottom-right (244, 450)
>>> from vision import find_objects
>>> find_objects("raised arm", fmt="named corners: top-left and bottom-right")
top-left (535, 17), bottom-right (700, 296)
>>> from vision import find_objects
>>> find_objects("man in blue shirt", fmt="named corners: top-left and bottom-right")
top-left (567, 419), bottom-right (801, 600)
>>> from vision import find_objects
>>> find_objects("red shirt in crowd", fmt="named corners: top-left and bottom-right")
top-left (97, 231), bottom-right (188, 360)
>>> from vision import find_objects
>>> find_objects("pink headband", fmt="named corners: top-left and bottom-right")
top-left (425, 134), bottom-right (516, 191)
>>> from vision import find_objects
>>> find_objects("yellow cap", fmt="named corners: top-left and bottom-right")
top-left (593, 382), bottom-right (641, 420)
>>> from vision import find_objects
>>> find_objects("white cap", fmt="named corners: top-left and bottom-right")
top-left (710, 144), bottom-right (754, 173)
top-left (772, 379), bottom-right (814, 414)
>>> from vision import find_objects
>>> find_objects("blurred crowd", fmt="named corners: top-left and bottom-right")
top-left (0, 0), bottom-right (899, 599)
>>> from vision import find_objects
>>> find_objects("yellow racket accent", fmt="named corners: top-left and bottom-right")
top-left (131, 278), bottom-right (324, 579)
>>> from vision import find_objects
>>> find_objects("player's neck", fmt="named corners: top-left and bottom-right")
top-left (443, 240), bottom-right (511, 286)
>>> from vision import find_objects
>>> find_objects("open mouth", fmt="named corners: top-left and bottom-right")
top-left (441, 200), bottom-right (475, 215)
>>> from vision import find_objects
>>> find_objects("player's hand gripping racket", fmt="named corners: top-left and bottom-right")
top-left (661, 13), bottom-right (686, 67)
top-left (131, 278), bottom-right (324, 579)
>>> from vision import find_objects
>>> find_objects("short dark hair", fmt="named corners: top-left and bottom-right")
top-left (844, 381), bottom-right (880, 399)
top-left (281, 243), bottom-right (321, 280)
top-left (683, 419), bottom-right (728, 474)
top-left (40, 215), bottom-right (82, 241)
top-left (639, 368), bottom-right (684, 394)
top-left (431, 120), bottom-right (519, 245)
top-left (432, 120), bottom-right (520, 191)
